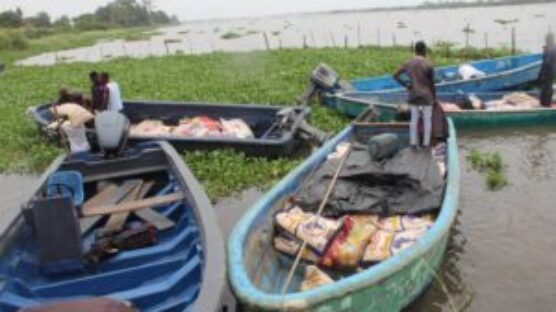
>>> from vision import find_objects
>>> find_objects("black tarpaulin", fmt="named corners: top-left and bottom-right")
top-left (294, 144), bottom-right (444, 217)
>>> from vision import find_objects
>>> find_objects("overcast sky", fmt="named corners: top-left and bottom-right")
top-left (0, 0), bottom-right (427, 21)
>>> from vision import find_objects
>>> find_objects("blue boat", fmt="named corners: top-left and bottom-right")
top-left (227, 120), bottom-right (460, 311)
top-left (322, 53), bottom-right (542, 108)
top-left (0, 142), bottom-right (229, 311)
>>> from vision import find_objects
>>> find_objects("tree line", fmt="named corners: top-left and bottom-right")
top-left (420, 0), bottom-right (556, 8)
top-left (0, 0), bottom-right (179, 31)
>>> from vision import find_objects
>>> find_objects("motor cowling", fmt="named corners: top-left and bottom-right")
top-left (95, 111), bottom-right (130, 156)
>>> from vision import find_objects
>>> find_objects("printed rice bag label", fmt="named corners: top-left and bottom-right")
top-left (362, 230), bottom-right (395, 263)
top-left (273, 236), bottom-right (321, 263)
top-left (391, 228), bottom-right (429, 255)
top-left (275, 206), bottom-right (311, 235)
top-left (400, 214), bottom-right (435, 231)
top-left (300, 265), bottom-right (334, 292)
top-left (296, 216), bottom-right (342, 253)
top-left (378, 216), bottom-right (404, 232)
top-left (321, 216), bottom-right (377, 269)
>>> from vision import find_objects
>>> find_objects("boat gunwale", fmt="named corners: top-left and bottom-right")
top-left (227, 120), bottom-right (460, 310)
top-left (27, 101), bottom-right (310, 146)
top-left (349, 53), bottom-right (542, 93)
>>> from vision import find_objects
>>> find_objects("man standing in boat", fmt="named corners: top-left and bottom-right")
top-left (393, 41), bottom-right (436, 148)
top-left (539, 33), bottom-right (556, 107)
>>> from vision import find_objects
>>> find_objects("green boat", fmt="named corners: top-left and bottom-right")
top-left (327, 91), bottom-right (556, 128)
top-left (227, 119), bottom-right (460, 311)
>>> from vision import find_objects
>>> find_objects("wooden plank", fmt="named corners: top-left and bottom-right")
top-left (79, 180), bottom-right (141, 234)
top-left (83, 192), bottom-right (184, 217)
top-left (129, 181), bottom-right (176, 230)
top-left (135, 207), bottom-right (176, 231)
top-left (103, 181), bottom-right (144, 233)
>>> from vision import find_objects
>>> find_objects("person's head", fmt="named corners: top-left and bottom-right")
top-left (89, 71), bottom-right (99, 84)
top-left (415, 41), bottom-right (427, 56)
top-left (546, 33), bottom-right (554, 46)
top-left (100, 72), bottom-right (110, 84)
top-left (57, 87), bottom-right (72, 104)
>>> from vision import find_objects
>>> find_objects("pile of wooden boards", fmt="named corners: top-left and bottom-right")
top-left (80, 179), bottom-right (181, 235)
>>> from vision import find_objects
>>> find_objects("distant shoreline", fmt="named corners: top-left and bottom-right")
top-left (184, 1), bottom-right (555, 23)
top-left (306, 1), bottom-right (556, 16)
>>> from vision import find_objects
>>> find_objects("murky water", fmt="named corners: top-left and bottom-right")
top-left (409, 126), bottom-right (556, 312)
top-left (1, 126), bottom-right (556, 310)
top-left (18, 3), bottom-right (556, 66)
top-left (0, 174), bottom-right (37, 232)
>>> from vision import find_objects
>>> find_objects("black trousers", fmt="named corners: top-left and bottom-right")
top-left (540, 80), bottom-right (553, 107)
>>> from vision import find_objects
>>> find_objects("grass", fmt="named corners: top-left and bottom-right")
top-left (466, 149), bottom-right (508, 190)
top-left (0, 44), bottom-right (509, 199)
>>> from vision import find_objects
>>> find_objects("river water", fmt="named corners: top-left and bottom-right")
top-left (17, 2), bottom-right (556, 66)
top-left (1, 127), bottom-right (555, 310)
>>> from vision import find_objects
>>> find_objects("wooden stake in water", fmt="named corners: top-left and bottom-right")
top-left (280, 143), bottom-right (353, 298)
top-left (357, 23), bottom-right (362, 47)
top-left (344, 34), bottom-right (348, 49)
top-left (263, 32), bottom-right (270, 51)
top-left (511, 27), bottom-right (516, 55)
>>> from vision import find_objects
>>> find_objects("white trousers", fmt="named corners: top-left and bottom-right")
top-left (410, 105), bottom-right (432, 146)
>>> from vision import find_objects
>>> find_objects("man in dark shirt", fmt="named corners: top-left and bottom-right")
top-left (393, 41), bottom-right (436, 147)
top-left (90, 71), bottom-right (109, 111)
top-left (539, 33), bottom-right (555, 107)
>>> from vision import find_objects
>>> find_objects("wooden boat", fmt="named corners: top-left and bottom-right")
top-left (227, 119), bottom-right (460, 311)
top-left (326, 91), bottom-right (556, 128)
top-left (28, 101), bottom-right (311, 157)
top-left (0, 142), bottom-right (229, 311)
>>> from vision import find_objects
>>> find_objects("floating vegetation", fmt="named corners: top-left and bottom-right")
top-left (462, 24), bottom-right (476, 34)
top-left (123, 32), bottom-right (152, 42)
top-left (1, 45), bottom-right (512, 197)
top-left (245, 30), bottom-right (259, 36)
top-left (164, 38), bottom-right (182, 44)
top-left (534, 14), bottom-right (545, 18)
top-left (271, 31), bottom-right (281, 36)
top-left (467, 149), bottom-right (508, 190)
top-left (221, 31), bottom-right (242, 40)
top-left (494, 18), bottom-right (519, 26)
top-left (213, 27), bottom-right (220, 33)
top-left (178, 30), bottom-right (190, 35)
top-left (397, 22), bottom-right (407, 29)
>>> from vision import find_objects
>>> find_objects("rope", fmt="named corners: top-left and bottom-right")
top-left (279, 142), bottom-right (353, 305)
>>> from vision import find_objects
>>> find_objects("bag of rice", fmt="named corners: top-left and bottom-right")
top-left (400, 214), bottom-right (434, 230)
top-left (296, 216), bottom-right (343, 254)
top-left (275, 206), bottom-right (311, 235)
top-left (321, 216), bottom-right (377, 269)
top-left (273, 235), bottom-right (321, 263)
top-left (300, 265), bottom-right (334, 292)
top-left (390, 228), bottom-right (429, 255)
top-left (362, 230), bottom-right (395, 263)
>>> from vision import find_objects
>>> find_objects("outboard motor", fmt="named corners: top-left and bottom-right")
top-left (277, 108), bottom-right (330, 145)
top-left (298, 63), bottom-right (353, 105)
top-left (95, 111), bottom-right (130, 157)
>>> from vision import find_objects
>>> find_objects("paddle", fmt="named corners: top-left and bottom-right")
top-left (279, 142), bottom-right (354, 299)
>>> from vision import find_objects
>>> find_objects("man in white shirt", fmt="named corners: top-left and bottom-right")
top-left (100, 72), bottom-right (123, 112)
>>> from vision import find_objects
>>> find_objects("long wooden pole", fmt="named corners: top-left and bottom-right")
top-left (280, 143), bottom-right (353, 298)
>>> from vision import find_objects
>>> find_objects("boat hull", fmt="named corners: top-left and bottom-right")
top-left (325, 91), bottom-right (556, 129)
top-left (28, 101), bottom-right (310, 158)
top-left (228, 121), bottom-right (460, 311)
top-left (349, 53), bottom-right (542, 94)
top-left (0, 142), bottom-right (228, 312)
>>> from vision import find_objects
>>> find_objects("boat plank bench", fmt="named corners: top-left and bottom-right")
top-left (83, 192), bottom-right (185, 217)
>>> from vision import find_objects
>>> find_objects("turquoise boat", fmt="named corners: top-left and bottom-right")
top-left (227, 120), bottom-right (460, 311)
top-left (328, 91), bottom-right (556, 128)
